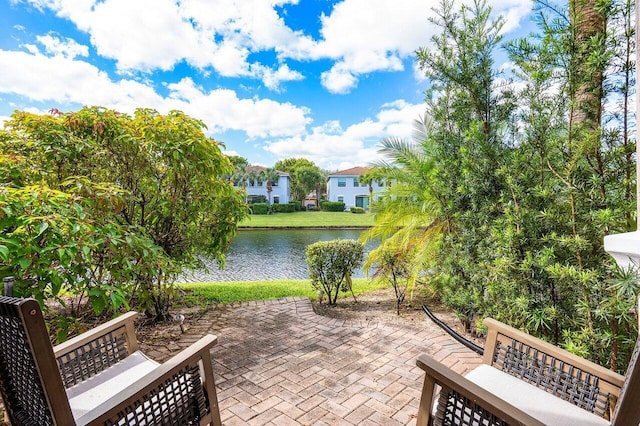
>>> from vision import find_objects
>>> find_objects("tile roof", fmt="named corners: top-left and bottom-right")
top-left (327, 166), bottom-right (370, 177)
top-left (246, 165), bottom-right (289, 176)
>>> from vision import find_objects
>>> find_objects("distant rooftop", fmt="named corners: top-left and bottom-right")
top-left (246, 165), bottom-right (289, 176)
top-left (327, 166), bottom-right (370, 177)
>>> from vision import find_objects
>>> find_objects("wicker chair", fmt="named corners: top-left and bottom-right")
top-left (416, 318), bottom-right (640, 426)
top-left (0, 296), bottom-right (222, 426)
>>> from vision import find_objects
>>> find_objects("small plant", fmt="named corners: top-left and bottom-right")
top-left (350, 207), bottom-right (365, 214)
top-left (366, 245), bottom-right (414, 315)
top-left (305, 239), bottom-right (364, 305)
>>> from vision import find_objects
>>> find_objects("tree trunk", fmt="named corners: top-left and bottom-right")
top-left (569, 0), bottom-right (604, 131)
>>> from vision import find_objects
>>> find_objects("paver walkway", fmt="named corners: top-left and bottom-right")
top-left (145, 297), bottom-right (482, 425)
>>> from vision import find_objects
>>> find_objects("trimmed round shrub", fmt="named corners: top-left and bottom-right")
top-left (289, 201), bottom-right (302, 211)
top-left (350, 207), bottom-right (365, 214)
top-left (305, 239), bottom-right (364, 305)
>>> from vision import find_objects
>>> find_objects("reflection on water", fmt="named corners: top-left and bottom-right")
top-left (178, 229), bottom-right (377, 282)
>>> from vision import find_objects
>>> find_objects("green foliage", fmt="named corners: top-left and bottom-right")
top-left (271, 203), bottom-right (295, 213)
top-left (250, 203), bottom-right (269, 215)
top-left (366, 243), bottom-right (414, 315)
top-left (274, 158), bottom-right (324, 201)
top-left (362, 116), bottom-right (446, 296)
top-left (370, 0), bottom-right (637, 371)
top-left (289, 201), bottom-right (302, 211)
top-left (350, 207), bottom-right (365, 214)
top-left (321, 201), bottom-right (346, 212)
top-left (0, 107), bottom-right (248, 320)
top-left (0, 184), bottom-right (166, 316)
top-left (305, 239), bottom-right (364, 305)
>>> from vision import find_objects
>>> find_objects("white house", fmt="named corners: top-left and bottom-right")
top-left (236, 165), bottom-right (291, 204)
top-left (326, 166), bottom-right (387, 210)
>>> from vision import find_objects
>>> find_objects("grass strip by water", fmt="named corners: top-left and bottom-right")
top-left (239, 211), bottom-right (375, 228)
top-left (177, 278), bottom-right (389, 305)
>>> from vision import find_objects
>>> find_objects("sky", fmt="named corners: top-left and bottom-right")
top-left (1, 0), bottom-right (535, 171)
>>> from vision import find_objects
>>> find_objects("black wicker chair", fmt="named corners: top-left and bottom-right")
top-left (0, 296), bottom-right (222, 426)
top-left (416, 318), bottom-right (640, 425)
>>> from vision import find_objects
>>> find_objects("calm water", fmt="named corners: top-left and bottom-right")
top-left (178, 229), bottom-right (377, 282)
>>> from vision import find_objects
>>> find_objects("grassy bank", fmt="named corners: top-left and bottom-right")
top-left (178, 278), bottom-right (387, 305)
top-left (240, 211), bottom-right (375, 228)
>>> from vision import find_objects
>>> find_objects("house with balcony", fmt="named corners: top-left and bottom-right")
top-left (234, 165), bottom-right (291, 204)
top-left (326, 166), bottom-right (387, 210)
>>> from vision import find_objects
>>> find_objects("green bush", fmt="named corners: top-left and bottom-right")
top-left (272, 203), bottom-right (295, 213)
top-left (321, 201), bottom-right (346, 212)
top-left (251, 203), bottom-right (269, 214)
top-left (350, 207), bottom-right (365, 214)
top-left (1, 107), bottom-right (248, 321)
top-left (305, 239), bottom-right (364, 305)
top-left (289, 201), bottom-right (302, 211)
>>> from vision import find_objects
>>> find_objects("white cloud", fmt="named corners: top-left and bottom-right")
top-left (251, 63), bottom-right (305, 91)
top-left (36, 34), bottom-right (88, 59)
top-left (18, 0), bottom-right (532, 93)
top-left (0, 49), bottom-right (311, 138)
top-left (165, 78), bottom-right (310, 138)
top-left (265, 99), bottom-right (426, 169)
top-left (320, 66), bottom-right (357, 95)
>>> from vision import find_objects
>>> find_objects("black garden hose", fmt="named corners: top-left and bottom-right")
top-left (421, 304), bottom-right (484, 355)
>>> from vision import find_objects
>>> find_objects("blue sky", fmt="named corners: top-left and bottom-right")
top-left (1, 0), bottom-right (533, 171)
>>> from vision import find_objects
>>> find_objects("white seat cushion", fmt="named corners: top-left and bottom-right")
top-left (67, 351), bottom-right (159, 420)
top-left (464, 365), bottom-right (609, 426)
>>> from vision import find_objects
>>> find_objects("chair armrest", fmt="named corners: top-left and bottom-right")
top-left (54, 311), bottom-right (139, 357)
top-left (78, 334), bottom-right (222, 426)
top-left (482, 318), bottom-right (624, 388)
top-left (53, 312), bottom-right (139, 388)
top-left (416, 354), bottom-right (545, 426)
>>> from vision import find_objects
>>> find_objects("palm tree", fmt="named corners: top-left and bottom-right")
top-left (361, 115), bottom-right (449, 298)
top-left (261, 168), bottom-right (281, 204)
top-left (358, 173), bottom-right (374, 210)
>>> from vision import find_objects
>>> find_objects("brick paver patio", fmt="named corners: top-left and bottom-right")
top-left (145, 297), bottom-right (482, 425)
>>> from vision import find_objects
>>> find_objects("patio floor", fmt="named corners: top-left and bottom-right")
top-left (144, 297), bottom-right (482, 425)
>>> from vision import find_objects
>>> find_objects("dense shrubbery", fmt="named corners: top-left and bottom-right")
top-left (350, 207), bottom-right (365, 214)
top-left (289, 201), bottom-right (302, 211)
top-left (0, 107), bottom-right (248, 321)
top-left (305, 239), bottom-right (364, 305)
top-left (321, 201), bottom-right (346, 212)
top-left (364, 0), bottom-right (637, 371)
top-left (271, 203), bottom-right (295, 213)
top-left (250, 203), bottom-right (269, 214)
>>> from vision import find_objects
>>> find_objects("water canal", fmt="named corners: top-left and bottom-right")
top-left (178, 229), bottom-right (377, 282)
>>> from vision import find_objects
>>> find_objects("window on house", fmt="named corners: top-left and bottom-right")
top-left (338, 178), bottom-right (346, 187)
top-left (377, 180), bottom-right (385, 187)
top-left (273, 196), bottom-right (280, 204)
top-left (353, 178), bottom-right (359, 187)
top-left (337, 196), bottom-right (344, 203)
top-left (271, 179), bottom-right (278, 187)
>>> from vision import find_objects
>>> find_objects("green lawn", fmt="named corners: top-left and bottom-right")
top-left (240, 211), bottom-right (374, 228)
top-left (178, 278), bottom-right (387, 305)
